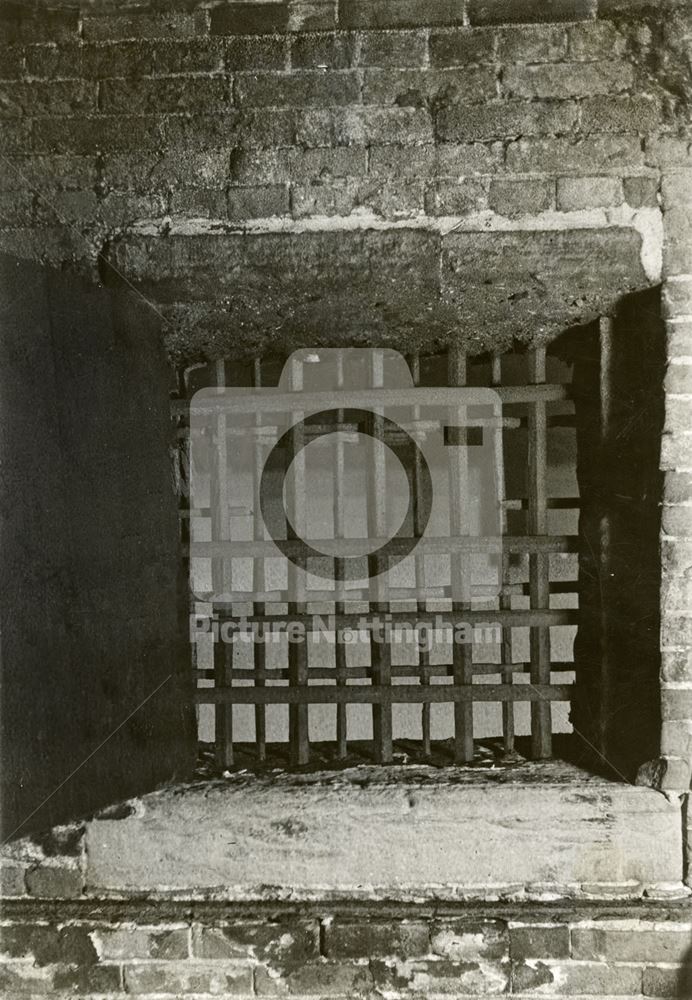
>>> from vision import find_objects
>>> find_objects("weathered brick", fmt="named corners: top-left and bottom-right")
top-left (437, 99), bottom-right (577, 140)
top-left (226, 36), bottom-right (288, 72)
top-left (362, 66), bottom-right (497, 105)
top-left (77, 42), bottom-right (158, 79)
top-left (100, 77), bottom-right (228, 114)
top-left (236, 69), bottom-right (360, 106)
top-left (664, 471), bottom-right (692, 507)
top-left (151, 40), bottom-right (225, 75)
top-left (557, 175), bottom-right (623, 210)
top-left (509, 924), bottom-right (569, 959)
top-left (291, 175), bottom-right (415, 217)
top-left (357, 176), bottom-right (425, 216)
top-left (430, 919), bottom-right (508, 960)
top-left (295, 105), bottom-right (432, 145)
top-left (372, 956), bottom-right (509, 994)
top-left (0, 4), bottom-right (79, 45)
top-left (430, 27), bottom-right (496, 66)
top-left (662, 686), bottom-right (692, 720)
top-left (36, 189), bottom-right (98, 225)
top-left (662, 504), bottom-right (692, 536)
top-left (661, 718), bottom-right (692, 757)
top-left (643, 964), bottom-right (692, 997)
top-left (98, 191), bottom-right (168, 227)
top-left (468, 0), bottom-right (595, 25)
top-left (580, 95), bottom-right (662, 135)
top-left (229, 184), bottom-right (289, 219)
top-left (25, 865), bottom-right (82, 898)
top-left (104, 151), bottom-right (229, 192)
top-left (0, 80), bottom-right (95, 117)
top-left (169, 187), bottom-right (227, 218)
top-left (662, 429), bottom-right (692, 469)
top-left (497, 24), bottom-right (567, 62)
top-left (125, 962), bottom-right (253, 994)
top-left (665, 363), bottom-right (692, 396)
top-left (661, 612), bottom-right (692, 649)
top-left (324, 920), bottom-right (430, 958)
top-left (339, 0), bottom-right (464, 29)
top-left (370, 141), bottom-right (502, 177)
top-left (663, 279), bottom-right (692, 320)
top-left (504, 61), bottom-right (633, 100)
top-left (0, 863), bottom-right (26, 896)
top-left (193, 920), bottom-right (319, 962)
top-left (92, 925), bottom-right (190, 960)
top-left (231, 145), bottom-right (366, 183)
top-left (289, 0), bottom-right (337, 31)
top-left (281, 959), bottom-right (373, 995)
top-left (359, 29), bottom-right (428, 67)
top-left (572, 926), bottom-right (692, 963)
top-left (0, 960), bottom-right (53, 994)
top-left (647, 136), bottom-right (692, 168)
top-left (623, 174), bottom-right (659, 207)
top-left (291, 32), bottom-right (356, 68)
top-left (0, 45), bottom-right (24, 80)
top-left (568, 21), bottom-right (628, 59)
top-left (211, 3), bottom-right (290, 36)
top-left (517, 960), bottom-right (642, 995)
top-left (489, 177), bottom-right (554, 216)
top-left (162, 111), bottom-right (258, 151)
top-left (506, 135), bottom-right (643, 173)
top-left (53, 963), bottom-right (124, 994)
top-left (425, 177), bottom-right (488, 214)
top-left (82, 12), bottom-right (207, 42)
top-left (0, 118), bottom-right (31, 152)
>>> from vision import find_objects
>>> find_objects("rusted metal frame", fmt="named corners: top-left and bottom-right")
top-left (196, 684), bottom-right (574, 706)
top-left (252, 358), bottom-right (267, 762)
top-left (198, 661), bottom-right (569, 681)
top-left (598, 317), bottom-right (614, 757)
top-left (334, 351), bottom-right (348, 759)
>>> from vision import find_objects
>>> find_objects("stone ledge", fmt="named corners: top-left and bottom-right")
top-left (83, 763), bottom-right (683, 901)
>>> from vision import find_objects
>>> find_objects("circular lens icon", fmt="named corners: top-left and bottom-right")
top-left (259, 408), bottom-right (432, 582)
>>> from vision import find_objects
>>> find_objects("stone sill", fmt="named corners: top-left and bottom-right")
top-left (81, 761), bottom-right (684, 903)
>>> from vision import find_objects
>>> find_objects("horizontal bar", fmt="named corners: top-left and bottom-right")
top-left (196, 662), bottom-right (575, 681)
top-left (188, 535), bottom-right (579, 558)
top-left (204, 609), bottom-right (578, 627)
top-left (174, 384), bottom-right (571, 417)
top-left (195, 683), bottom-right (574, 705)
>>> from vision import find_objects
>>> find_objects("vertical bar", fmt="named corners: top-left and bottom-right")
top-left (527, 347), bottom-right (552, 759)
top-left (252, 358), bottom-right (267, 762)
top-left (286, 356), bottom-right (310, 765)
top-left (492, 354), bottom-right (515, 756)
top-left (448, 346), bottom-right (474, 763)
top-left (367, 351), bottom-right (393, 763)
top-left (334, 351), bottom-right (348, 759)
top-left (410, 354), bottom-right (431, 756)
top-left (598, 317), bottom-right (613, 757)
top-left (211, 359), bottom-right (233, 768)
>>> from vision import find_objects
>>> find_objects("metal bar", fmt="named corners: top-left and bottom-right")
top-left (196, 684), bottom-right (574, 705)
top-left (492, 353), bottom-right (515, 756)
top-left (367, 351), bottom-right (393, 763)
top-left (598, 316), bottom-right (614, 756)
top-left (252, 358), bottom-right (267, 762)
top-left (409, 354), bottom-right (431, 755)
top-left (334, 350), bottom-right (348, 759)
top-left (177, 383), bottom-right (571, 416)
top-left (197, 661), bottom-right (574, 681)
top-left (527, 347), bottom-right (552, 759)
top-left (448, 346), bottom-right (475, 762)
top-left (211, 360), bottom-right (234, 768)
top-left (286, 356), bottom-right (310, 765)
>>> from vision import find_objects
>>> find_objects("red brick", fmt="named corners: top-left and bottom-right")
top-left (193, 920), bottom-right (319, 961)
top-left (210, 3), bottom-right (289, 35)
top-left (291, 32), bottom-right (356, 69)
top-left (505, 135), bottom-right (643, 173)
top-left (429, 27), bottom-right (497, 66)
top-left (229, 184), bottom-right (289, 220)
top-left (100, 76), bottom-right (229, 114)
top-left (324, 920), bottom-right (430, 958)
top-left (0, 80), bottom-right (95, 117)
top-left (0, 4), bottom-right (79, 45)
top-left (468, 0), bottom-right (595, 25)
top-left (295, 105), bottom-right (432, 145)
top-left (236, 69), bottom-right (360, 107)
top-left (571, 926), bottom-right (692, 963)
top-left (437, 99), bottom-right (576, 140)
top-left (362, 66), bottom-right (497, 105)
top-left (358, 29), bottom-right (428, 67)
top-left (557, 175), bottom-right (623, 210)
top-left (125, 962), bottom-right (252, 994)
top-left (339, 0), bottom-right (465, 29)
top-left (509, 924), bottom-right (569, 959)
top-left (580, 95), bottom-right (662, 134)
top-left (425, 177), bottom-right (488, 214)
top-left (489, 177), bottom-right (555, 216)
top-left (370, 141), bottom-right (502, 177)
top-left (568, 21), bottom-right (627, 60)
top-left (497, 24), bottom-right (567, 62)
top-left (82, 12), bottom-right (207, 42)
top-left (623, 175), bottom-right (659, 207)
top-left (226, 36), bottom-right (288, 72)
top-left (504, 61), bottom-right (633, 100)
